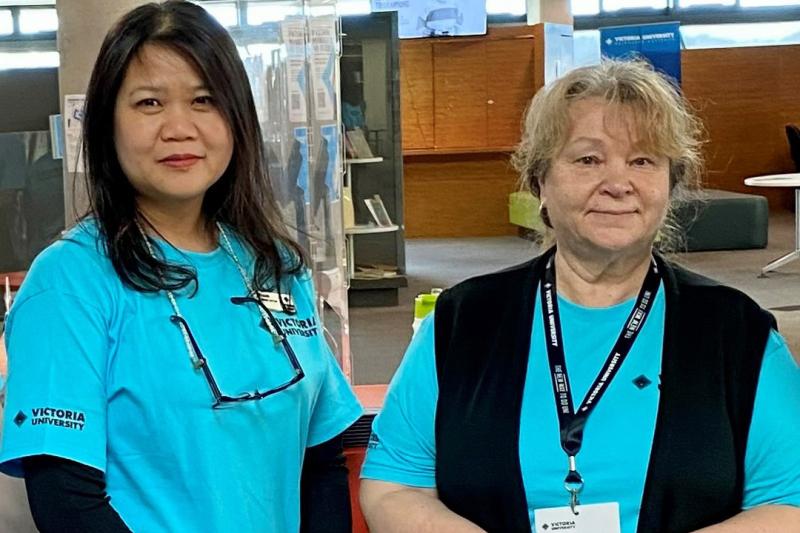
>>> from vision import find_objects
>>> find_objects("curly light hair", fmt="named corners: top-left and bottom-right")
top-left (511, 59), bottom-right (705, 248)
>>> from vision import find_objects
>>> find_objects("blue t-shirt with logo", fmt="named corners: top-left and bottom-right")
top-left (361, 285), bottom-right (800, 532)
top-left (0, 221), bottom-right (363, 533)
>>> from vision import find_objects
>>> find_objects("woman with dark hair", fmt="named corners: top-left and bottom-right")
top-left (0, 2), bottom-right (361, 532)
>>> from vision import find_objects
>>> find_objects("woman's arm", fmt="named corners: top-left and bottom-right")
top-left (23, 455), bottom-right (131, 533)
top-left (692, 505), bottom-right (800, 532)
top-left (360, 479), bottom-right (485, 533)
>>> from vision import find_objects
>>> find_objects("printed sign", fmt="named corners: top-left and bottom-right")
top-left (600, 22), bottom-right (681, 85)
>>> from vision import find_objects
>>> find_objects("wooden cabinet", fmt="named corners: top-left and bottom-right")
top-left (400, 26), bottom-right (541, 155)
top-left (433, 40), bottom-right (488, 149)
top-left (399, 41), bottom-right (434, 150)
top-left (486, 38), bottom-right (536, 148)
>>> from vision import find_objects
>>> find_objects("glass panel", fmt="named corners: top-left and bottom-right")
top-left (0, 51), bottom-right (60, 70)
top-left (573, 29), bottom-right (602, 66)
top-left (603, 0), bottom-right (668, 11)
top-left (19, 8), bottom-right (57, 33)
top-left (572, 0), bottom-right (601, 15)
top-left (682, 21), bottom-right (800, 48)
top-left (200, 2), bottom-right (238, 27)
top-left (0, 131), bottom-right (65, 272)
top-left (0, 9), bottom-right (12, 35)
top-left (679, 0), bottom-right (735, 6)
top-left (741, 0), bottom-right (800, 6)
top-left (487, 0), bottom-right (527, 15)
top-left (248, 2), bottom-right (303, 24)
top-left (236, 2), bottom-right (352, 378)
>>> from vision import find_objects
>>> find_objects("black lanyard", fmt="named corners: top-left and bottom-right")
top-left (540, 253), bottom-right (661, 511)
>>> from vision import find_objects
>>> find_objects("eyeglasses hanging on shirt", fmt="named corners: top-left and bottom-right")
top-left (139, 222), bottom-right (305, 409)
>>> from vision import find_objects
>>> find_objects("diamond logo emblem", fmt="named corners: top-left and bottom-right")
top-left (13, 411), bottom-right (27, 427)
top-left (633, 375), bottom-right (652, 389)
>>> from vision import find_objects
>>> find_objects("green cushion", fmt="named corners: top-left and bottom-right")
top-left (508, 191), bottom-right (545, 232)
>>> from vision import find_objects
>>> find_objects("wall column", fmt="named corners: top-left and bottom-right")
top-left (56, 0), bottom-right (149, 223)
top-left (526, 0), bottom-right (573, 25)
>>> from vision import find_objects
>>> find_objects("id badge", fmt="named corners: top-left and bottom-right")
top-left (257, 291), bottom-right (296, 314)
top-left (533, 502), bottom-right (620, 533)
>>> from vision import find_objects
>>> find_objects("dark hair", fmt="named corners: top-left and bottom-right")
top-left (82, 0), bottom-right (305, 293)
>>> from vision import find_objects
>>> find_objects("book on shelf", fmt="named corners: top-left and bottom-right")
top-left (353, 264), bottom-right (399, 280)
top-left (345, 128), bottom-right (375, 159)
top-left (364, 194), bottom-right (393, 227)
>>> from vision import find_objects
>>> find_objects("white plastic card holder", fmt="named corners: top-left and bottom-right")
top-left (533, 502), bottom-right (621, 533)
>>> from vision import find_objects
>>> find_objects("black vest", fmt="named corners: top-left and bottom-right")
top-left (433, 249), bottom-right (775, 533)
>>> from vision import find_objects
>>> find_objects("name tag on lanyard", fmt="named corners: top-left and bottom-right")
top-left (534, 502), bottom-right (621, 533)
top-left (256, 291), bottom-right (296, 314)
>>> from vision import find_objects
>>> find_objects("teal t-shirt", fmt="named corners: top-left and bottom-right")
top-left (0, 221), bottom-right (363, 532)
top-left (362, 284), bottom-right (800, 532)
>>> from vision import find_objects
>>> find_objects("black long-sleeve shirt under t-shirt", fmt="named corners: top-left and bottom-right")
top-left (23, 435), bottom-right (351, 533)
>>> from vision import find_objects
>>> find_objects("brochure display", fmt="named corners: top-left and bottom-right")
top-left (341, 12), bottom-right (407, 306)
top-left (229, 0), bottom-right (353, 379)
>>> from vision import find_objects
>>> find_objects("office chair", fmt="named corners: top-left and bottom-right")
top-left (786, 124), bottom-right (800, 172)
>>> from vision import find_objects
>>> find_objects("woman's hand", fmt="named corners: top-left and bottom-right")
top-left (360, 479), bottom-right (486, 533)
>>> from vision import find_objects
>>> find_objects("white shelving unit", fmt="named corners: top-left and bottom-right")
top-left (343, 156), bottom-right (399, 280)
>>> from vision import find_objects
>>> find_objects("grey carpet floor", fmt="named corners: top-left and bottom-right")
top-left (350, 210), bottom-right (799, 385)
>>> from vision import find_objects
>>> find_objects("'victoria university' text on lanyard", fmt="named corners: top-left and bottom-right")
top-left (540, 254), bottom-right (661, 514)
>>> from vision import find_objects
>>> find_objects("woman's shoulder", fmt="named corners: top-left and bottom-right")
top-left (17, 219), bottom-right (120, 303)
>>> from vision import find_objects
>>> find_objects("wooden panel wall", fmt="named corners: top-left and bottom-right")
top-left (399, 42), bottom-right (434, 150)
top-left (486, 38), bottom-right (537, 147)
top-left (433, 41), bottom-right (488, 149)
top-left (682, 45), bottom-right (800, 210)
top-left (404, 153), bottom-right (520, 238)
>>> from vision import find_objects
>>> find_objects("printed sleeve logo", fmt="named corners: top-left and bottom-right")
top-left (23, 407), bottom-right (86, 431)
top-left (13, 411), bottom-right (27, 427)
top-left (367, 431), bottom-right (381, 449)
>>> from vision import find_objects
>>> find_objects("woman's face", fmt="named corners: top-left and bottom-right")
top-left (540, 98), bottom-right (671, 259)
top-left (113, 44), bottom-right (233, 217)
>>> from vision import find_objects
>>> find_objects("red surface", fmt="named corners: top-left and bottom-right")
top-left (346, 448), bottom-right (369, 533)
top-left (0, 271), bottom-right (25, 290)
top-left (347, 384), bottom-right (388, 533)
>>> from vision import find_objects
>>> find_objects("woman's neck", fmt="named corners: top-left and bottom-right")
top-left (137, 201), bottom-right (216, 253)
top-left (554, 246), bottom-right (653, 307)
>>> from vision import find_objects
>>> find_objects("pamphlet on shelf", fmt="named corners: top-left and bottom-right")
top-left (345, 128), bottom-right (374, 159)
top-left (353, 263), bottom-right (399, 280)
top-left (364, 194), bottom-right (393, 227)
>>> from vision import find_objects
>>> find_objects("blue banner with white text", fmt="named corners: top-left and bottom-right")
top-left (600, 22), bottom-right (681, 85)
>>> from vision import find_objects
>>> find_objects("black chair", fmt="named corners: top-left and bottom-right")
top-left (786, 124), bottom-right (800, 172)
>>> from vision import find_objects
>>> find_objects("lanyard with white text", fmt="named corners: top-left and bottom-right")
top-left (540, 254), bottom-right (661, 513)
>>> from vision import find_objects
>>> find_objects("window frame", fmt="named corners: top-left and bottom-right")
top-left (574, 1), bottom-right (800, 30)
top-left (0, 6), bottom-right (56, 42)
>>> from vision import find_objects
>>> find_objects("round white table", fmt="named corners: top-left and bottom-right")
top-left (744, 173), bottom-right (800, 276)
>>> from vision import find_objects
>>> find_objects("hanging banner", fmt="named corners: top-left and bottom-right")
top-left (371, 0), bottom-right (487, 39)
top-left (600, 22), bottom-right (681, 85)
